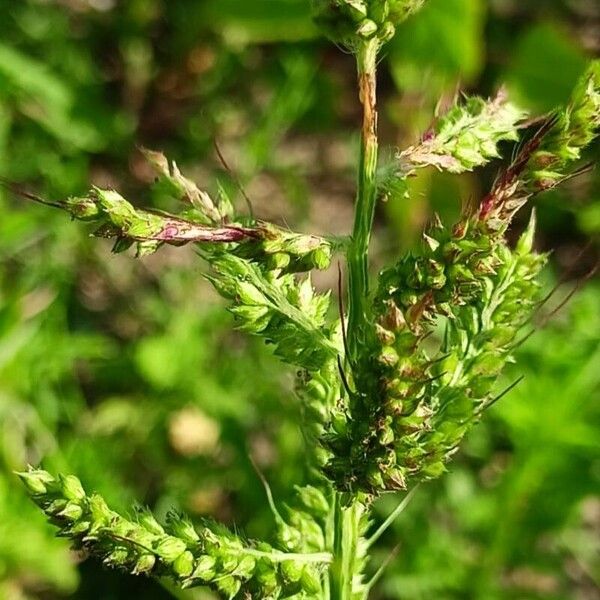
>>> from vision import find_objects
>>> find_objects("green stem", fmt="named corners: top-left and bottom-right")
top-left (244, 549), bottom-right (333, 564)
top-left (328, 493), bottom-right (367, 600)
top-left (347, 38), bottom-right (380, 362)
top-left (327, 36), bottom-right (381, 600)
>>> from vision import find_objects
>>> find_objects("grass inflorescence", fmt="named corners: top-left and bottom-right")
top-left (16, 2), bottom-right (600, 598)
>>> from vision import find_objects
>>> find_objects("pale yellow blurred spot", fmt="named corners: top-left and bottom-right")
top-left (168, 407), bottom-right (220, 457)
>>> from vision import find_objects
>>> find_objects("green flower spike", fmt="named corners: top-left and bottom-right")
top-left (14, 4), bottom-right (600, 594)
top-left (18, 469), bottom-right (331, 599)
top-left (401, 90), bottom-right (526, 175)
top-left (380, 91), bottom-right (527, 201)
top-left (324, 208), bottom-right (547, 494)
top-left (479, 60), bottom-right (600, 233)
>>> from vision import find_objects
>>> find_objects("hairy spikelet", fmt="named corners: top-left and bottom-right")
top-left (527, 60), bottom-right (600, 189)
top-left (15, 185), bottom-right (334, 266)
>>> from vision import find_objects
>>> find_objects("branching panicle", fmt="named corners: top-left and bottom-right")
top-left (206, 253), bottom-right (339, 371)
top-left (15, 11), bottom-right (600, 600)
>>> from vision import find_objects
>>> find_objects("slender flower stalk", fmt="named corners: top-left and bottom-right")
top-left (347, 37), bottom-right (380, 363)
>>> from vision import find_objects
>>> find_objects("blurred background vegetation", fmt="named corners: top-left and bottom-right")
top-left (0, 0), bottom-right (598, 599)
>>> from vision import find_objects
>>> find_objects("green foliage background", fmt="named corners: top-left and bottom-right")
top-left (0, 0), bottom-right (598, 598)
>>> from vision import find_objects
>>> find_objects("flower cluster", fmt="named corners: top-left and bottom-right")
top-left (233, 221), bottom-right (334, 275)
top-left (18, 469), bottom-right (329, 599)
top-left (141, 147), bottom-right (233, 224)
top-left (479, 60), bottom-right (600, 232)
top-left (322, 209), bottom-right (546, 493)
top-left (527, 61), bottom-right (600, 190)
top-left (311, 0), bottom-right (428, 46)
top-left (399, 91), bottom-right (526, 175)
top-left (207, 254), bottom-right (338, 371)
top-left (380, 91), bottom-right (526, 202)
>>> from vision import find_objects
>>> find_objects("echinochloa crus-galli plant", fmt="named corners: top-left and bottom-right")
top-left (16, 1), bottom-right (600, 598)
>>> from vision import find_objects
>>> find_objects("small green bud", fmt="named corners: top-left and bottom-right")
top-left (46, 498), bottom-right (68, 515)
top-left (65, 196), bottom-right (102, 220)
top-left (288, 510), bottom-right (325, 550)
top-left (277, 523), bottom-right (303, 551)
top-left (312, 246), bottom-right (332, 270)
top-left (516, 210), bottom-right (537, 254)
top-left (191, 555), bottom-right (217, 581)
top-left (281, 559), bottom-right (303, 583)
top-left (93, 188), bottom-right (137, 229)
top-left (68, 520), bottom-right (91, 536)
top-left (255, 557), bottom-right (279, 587)
top-left (300, 566), bottom-right (322, 595)
top-left (88, 494), bottom-right (112, 526)
top-left (154, 536), bottom-right (187, 563)
top-left (294, 485), bottom-right (330, 517)
top-left (267, 252), bottom-right (291, 270)
top-left (367, 466), bottom-right (385, 489)
top-left (58, 502), bottom-right (84, 521)
top-left (420, 461), bottom-right (446, 479)
top-left (234, 555), bottom-right (257, 578)
top-left (217, 575), bottom-right (241, 598)
top-left (17, 470), bottom-right (54, 495)
top-left (173, 551), bottom-right (195, 577)
top-left (104, 548), bottom-right (129, 567)
top-left (379, 345), bottom-right (399, 367)
top-left (166, 513), bottom-right (200, 545)
top-left (345, 0), bottom-right (368, 18)
top-left (356, 18), bottom-right (378, 38)
top-left (237, 280), bottom-right (266, 306)
top-left (379, 425), bottom-right (395, 445)
top-left (137, 509), bottom-right (165, 536)
top-left (133, 554), bottom-right (156, 575)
